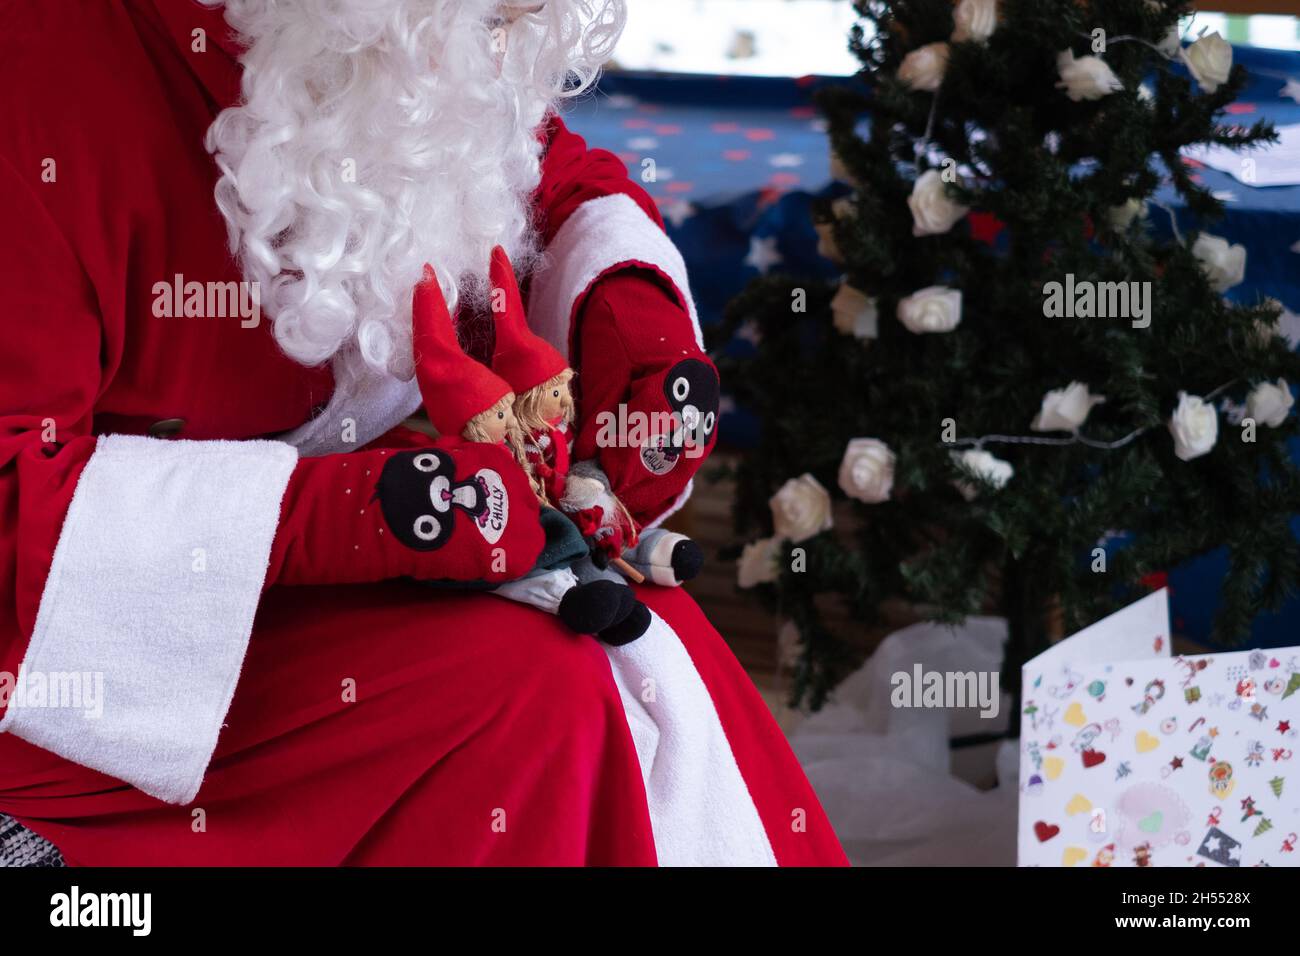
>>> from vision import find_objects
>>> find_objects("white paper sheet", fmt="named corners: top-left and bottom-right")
top-left (1018, 590), bottom-right (1300, 867)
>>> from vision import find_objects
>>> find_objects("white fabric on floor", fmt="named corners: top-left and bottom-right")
top-left (785, 617), bottom-right (1020, 866)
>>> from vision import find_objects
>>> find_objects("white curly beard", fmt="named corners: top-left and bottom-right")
top-left (203, 0), bottom-right (625, 385)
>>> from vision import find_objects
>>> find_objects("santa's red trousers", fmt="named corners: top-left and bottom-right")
top-left (0, 584), bottom-right (846, 866)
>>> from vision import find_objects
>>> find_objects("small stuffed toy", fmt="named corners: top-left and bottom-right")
top-left (412, 262), bottom-right (648, 644)
top-left (561, 460), bottom-right (704, 590)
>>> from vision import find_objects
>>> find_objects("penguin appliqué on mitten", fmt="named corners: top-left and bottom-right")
top-left (374, 446), bottom-right (492, 550)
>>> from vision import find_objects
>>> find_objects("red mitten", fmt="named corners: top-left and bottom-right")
top-left (267, 439), bottom-right (543, 587)
top-left (573, 271), bottom-right (719, 526)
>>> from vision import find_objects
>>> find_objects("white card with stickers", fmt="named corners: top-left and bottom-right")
top-left (1017, 589), bottom-right (1300, 867)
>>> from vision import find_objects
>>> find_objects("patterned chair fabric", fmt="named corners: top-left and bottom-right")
top-left (0, 814), bottom-right (64, 867)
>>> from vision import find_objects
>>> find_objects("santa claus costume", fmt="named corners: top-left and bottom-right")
top-left (0, 0), bottom-right (846, 866)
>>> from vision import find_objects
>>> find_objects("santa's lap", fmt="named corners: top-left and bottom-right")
top-left (0, 584), bottom-right (843, 865)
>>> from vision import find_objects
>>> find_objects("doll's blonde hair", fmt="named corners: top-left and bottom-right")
top-left (512, 368), bottom-right (575, 435)
top-left (464, 393), bottom-right (548, 503)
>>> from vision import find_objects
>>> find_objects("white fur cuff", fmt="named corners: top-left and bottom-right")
top-left (528, 192), bottom-right (704, 358)
top-left (0, 434), bottom-right (298, 805)
top-left (529, 193), bottom-right (703, 529)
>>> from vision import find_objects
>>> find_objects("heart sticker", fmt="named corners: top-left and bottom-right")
top-left (1062, 846), bottom-right (1087, 866)
top-left (1034, 820), bottom-right (1061, 842)
top-left (1082, 748), bottom-right (1107, 769)
top-left (1042, 756), bottom-right (1065, 781)
top-left (1136, 731), bottom-right (1160, 753)
top-left (1066, 793), bottom-right (1093, 816)
top-left (1064, 702), bottom-right (1087, 727)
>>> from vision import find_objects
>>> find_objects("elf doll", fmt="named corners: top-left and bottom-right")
top-left (487, 247), bottom-right (575, 505)
top-left (412, 263), bottom-right (650, 645)
top-left (486, 247), bottom-right (706, 591)
top-left (487, 246), bottom-right (574, 505)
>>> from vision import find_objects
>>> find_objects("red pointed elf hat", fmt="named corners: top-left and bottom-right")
top-left (488, 246), bottom-right (568, 395)
top-left (412, 264), bottom-right (513, 438)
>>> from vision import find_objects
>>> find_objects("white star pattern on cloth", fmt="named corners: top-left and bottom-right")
top-left (768, 153), bottom-right (805, 168)
top-left (662, 200), bottom-right (696, 228)
top-left (735, 319), bottom-right (762, 344)
top-left (744, 235), bottom-right (783, 274)
top-left (1281, 78), bottom-right (1300, 104)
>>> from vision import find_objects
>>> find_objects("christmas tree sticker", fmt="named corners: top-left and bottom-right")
top-left (1270, 776), bottom-right (1285, 798)
top-left (1283, 672), bottom-right (1300, 701)
top-left (1253, 816), bottom-right (1274, 837)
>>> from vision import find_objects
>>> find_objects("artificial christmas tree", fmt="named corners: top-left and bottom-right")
top-left (721, 0), bottom-right (1299, 713)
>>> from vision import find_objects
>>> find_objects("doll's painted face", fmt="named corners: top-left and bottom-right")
top-left (480, 407), bottom-right (513, 444)
top-left (514, 370), bottom-right (575, 433)
top-left (469, 396), bottom-right (520, 445)
top-left (539, 381), bottom-right (569, 425)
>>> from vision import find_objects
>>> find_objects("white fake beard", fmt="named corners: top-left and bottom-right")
top-left (204, 0), bottom-right (625, 385)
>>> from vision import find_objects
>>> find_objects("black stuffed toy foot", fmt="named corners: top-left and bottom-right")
top-left (609, 582), bottom-right (637, 622)
top-left (598, 600), bottom-right (651, 646)
top-left (670, 539), bottom-right (704, 583)
top-left (558, 580), bottom-right (630, 635)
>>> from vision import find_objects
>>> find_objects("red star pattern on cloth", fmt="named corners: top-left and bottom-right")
top-left (967, 211), bottom-right (1005, 247)
top-left (1279, 720), bottom-right (1292, 734)
top-left (1170, 756), bottom-right (1184, 770)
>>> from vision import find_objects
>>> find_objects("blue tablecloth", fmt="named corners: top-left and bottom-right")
top-left (563, 46), bottom-right (1300, 648)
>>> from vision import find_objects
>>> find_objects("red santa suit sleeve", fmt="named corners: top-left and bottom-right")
top-left (0, 162), bottom-right (543, 806)
top-left (527, 117), bottom-right (717, 528)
